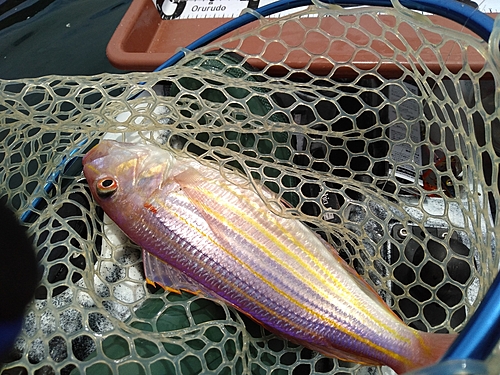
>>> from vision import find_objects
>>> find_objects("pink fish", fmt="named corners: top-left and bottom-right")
top-left (83, 140), bottom-right (455, 374)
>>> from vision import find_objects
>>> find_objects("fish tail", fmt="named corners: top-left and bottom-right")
top-left (395, 332), bottom-right (457, 374)
top-left (419, 331), bottom-right (457, 366)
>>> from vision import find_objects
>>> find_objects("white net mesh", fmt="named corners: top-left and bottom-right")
top-left (1, 3), bottom-right (500, 375)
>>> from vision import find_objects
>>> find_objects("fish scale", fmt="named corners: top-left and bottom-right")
top-left (83, 140), bottom-right (456, 374)
top-left (174, 171), bottom-right (399, 331)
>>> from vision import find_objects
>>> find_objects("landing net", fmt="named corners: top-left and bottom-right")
top-left (1, 2), bottom-right (500, 374)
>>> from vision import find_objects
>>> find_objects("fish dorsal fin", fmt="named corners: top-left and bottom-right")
top-left (142, 249), bottom-right (208, 296)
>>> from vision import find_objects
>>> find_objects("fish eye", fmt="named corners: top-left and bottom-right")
top-left (96, 177), bottom-right (118, 198)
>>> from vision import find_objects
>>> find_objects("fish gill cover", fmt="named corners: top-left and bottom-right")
top-left (0, 2), bottom-right (499, 375)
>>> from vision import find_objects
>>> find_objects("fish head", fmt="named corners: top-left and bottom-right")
top-left (83, 140), bottom-right (175, 222)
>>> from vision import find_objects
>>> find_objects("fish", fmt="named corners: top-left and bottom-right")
top-left (82, 140), bottom-right (455, 374)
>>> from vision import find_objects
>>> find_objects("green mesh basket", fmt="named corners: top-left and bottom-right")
top-left (1, 1), bottom-right (500, 375)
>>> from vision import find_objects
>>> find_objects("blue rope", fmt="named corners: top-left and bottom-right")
top-left (154, 0), bottom-right (494, 71)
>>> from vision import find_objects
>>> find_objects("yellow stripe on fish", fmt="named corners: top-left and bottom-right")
top-left (82, 140), bottom-right (455, 374)
top-left (160, 172), bottom-right (414, 364)
top-left (148, 190), bottom-right (412, 367)
top-left (184, 178), bottom-right (406, 329)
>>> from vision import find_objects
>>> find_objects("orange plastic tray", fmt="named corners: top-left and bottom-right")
top-left (106, 0), bottom-right (496, 75)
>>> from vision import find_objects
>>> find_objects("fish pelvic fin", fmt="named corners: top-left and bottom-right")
top-left (142, 249), bottom-right (209, 296)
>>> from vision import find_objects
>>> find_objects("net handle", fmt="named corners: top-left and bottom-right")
top-left (155, 0), bottom-right (496, 71)
top-left (440, 271), bottom-right (500, 362)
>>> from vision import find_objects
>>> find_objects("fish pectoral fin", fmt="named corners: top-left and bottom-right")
top-left (142, 249), bottom-right (206, 295)
top-left (173, 167), bottom-right (207, 187)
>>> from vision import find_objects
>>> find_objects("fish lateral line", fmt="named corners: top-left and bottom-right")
top-left (145, 181), bottom-right (412, 364)
top-left (82, 140), bottom-right (457, 373)
top-left (177, 178), bottom-right (406, 341)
